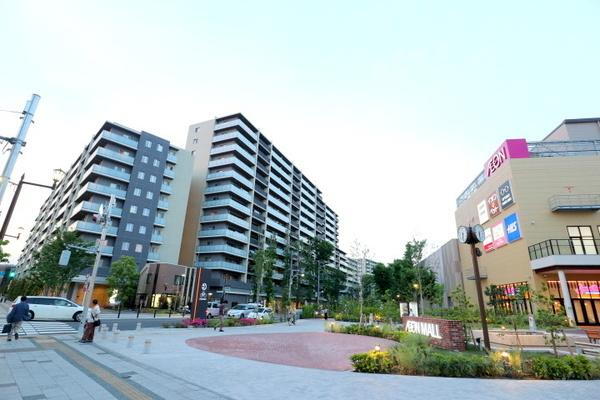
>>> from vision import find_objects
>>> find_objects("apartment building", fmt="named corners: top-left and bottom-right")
top-left (420, 239), bottom-right (463, 307)
top-left (17, 122), bottom-right (192, 306)
top-left (180, 113), bottom-right (340, 304)
top-left (455, 118), bottom-right (600, 326)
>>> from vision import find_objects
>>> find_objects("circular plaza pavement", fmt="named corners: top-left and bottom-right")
top-left (186, 331), bottom-right (396, 371)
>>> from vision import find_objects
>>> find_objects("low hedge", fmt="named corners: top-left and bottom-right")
top-left (350, 351), bottom-right (393, 373)
top-left (327, 323), bottom-right (409, 342)
top-left (162, 317), bottom-right (273, 329)
top-left (528, 354), bottom-right (600, 380)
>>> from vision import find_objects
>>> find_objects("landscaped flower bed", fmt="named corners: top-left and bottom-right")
top-left (329, 323), bottom-right (600, 380)
top-left (161, 317), bottom-right (274, 329)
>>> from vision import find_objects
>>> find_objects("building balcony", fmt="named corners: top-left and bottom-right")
top-left (147, 252), bottom-right (160, 262)
top-left (211, 143), bottom-right (256, 165)
top-left (549, 194), bottom-right (600, 212)
top-left (268, 208), bottom-right (289, 224)
top-left (203, 199), bottom-right (252, 216)
top-left (270, 172), bottom-right (291, 190)
top-left (268, 196), bottom-right (290, 213)
top-left (254, 198), bottom-right (267, 210)
top-left (167, 153), bottom-right (177, 164)
top-left (213, 130), bottom-right (257, 152)
top-left (163, 168), bottom-right (175, 179)
top-left (151, 234), bottom-right (163, 244)
top-left (200, 213), bottom-right (250, 229)
top-left (88, 147), bottom-right (135, 166)
top-left (157, 200), bottom-right (169, 210)
top-left (528, 239), bottom-right (600, 271)
top-left (71, 201), bottom-right (123, 219)
top-left (77, 182), bottom-right (127, 201)
top-left (266, 218), bottom-right (287, 233)
top-left (214, 119), bottom-right (257, 141)
top-left (194, 260), bottom-right (247, 274)
top-left (198, 229), bottom-right (248, 243)
top-left (270, 160), bottom-right (292, 180)
top-left (160, 184), bottom-right (172, 194)
top-left (206, 170), bottom-right (254, 190)
top-left (464, 266), bottom-right (488, 280)
top-left (83, 164), bottom-right (131, 183)
top-left (99, 246), bottom-right (114, 256)
top-left (254, 185), bottom-right (268, 199)
top-left (154, 216), bottom-right (166, 226)
top-left (204, 184), bottom-right (252, 202)
top-left (93, 130), bottom-right (139, 151)
top-left (208, 157), bottom-right (254, 176)
top-left (271, 152), bottom-right (292, 176)
top-left (68, 221), bottom-right (118, 237)
top-left (269, 185), bottom-right (291, 202)
top-left (197, 245), bottom-right (248, 258)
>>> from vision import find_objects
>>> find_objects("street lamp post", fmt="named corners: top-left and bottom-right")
top-left (79, 195), bottom-right (116, 334)
top-left (457, 225), bottom-right (491, 351)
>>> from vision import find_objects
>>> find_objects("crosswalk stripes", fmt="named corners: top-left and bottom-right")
top-left (0, 321), bottom-right (78, 336)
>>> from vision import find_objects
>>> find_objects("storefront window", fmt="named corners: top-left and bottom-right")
top-left (567, 226), bottom-right (597, 255)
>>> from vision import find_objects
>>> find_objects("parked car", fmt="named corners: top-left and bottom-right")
top-left (205, 301), bottom-right (220, 318)
top-left (226, 304), bottom-right (259, 318)
top-left (12, 296), bottom-right (84, 322)
top-left (247, 307), bottom-right (273, 320)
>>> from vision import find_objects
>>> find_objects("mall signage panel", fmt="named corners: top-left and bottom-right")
top-left (492, 222), bottom-right (508, 248)
top-left (504, 213), bottom-right (521, 243)
top-left (487, 191), bottom-right (501, 218)
top-left (402, 316), bottom-right (465, 351)
top-left (484, 139), bottom-right (530, 178)
top-left (483, 228), bottom-right (494, 252)
top-left (498, 180), bottom-right (515, 209)
top-left (477, 200), bottom-right (489, 224)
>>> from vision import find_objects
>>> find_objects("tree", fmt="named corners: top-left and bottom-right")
top-left (532, 283), bottom-right (570, 356)
top-left (322, 266), bottom-right (346, 306)
top-left (251, 238), bottom-right (276, 304)
top-left (299, 237), bottom-right (334, 305)
top-left (107, 256), bottom-right (140, 307)
top-left (0, 239), bottom-right (10, 263)
top-left (31, 230), bottom-right (93, 295)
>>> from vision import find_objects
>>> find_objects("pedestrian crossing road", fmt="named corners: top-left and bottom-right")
top-left (1, 321), bottom-right (78, 336)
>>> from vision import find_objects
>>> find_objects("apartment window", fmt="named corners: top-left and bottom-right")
top-left (133, 188), bottom-right (141, 197)
top-left (130, 205), bottom-right (138, 214)
top-left (125, 223), bottom-right (134, 232)
top-left (138, 225), bottom-right (146, 234)
top-left (137, 171), bottom-right (145, 180)
top-left (142, 208), bottom-right (150, 216)
top-left (149, 175), bottom-right (157, 183)
top-left (141, 155), bottom-right (148, 164)
top-left (193, 138), bottom-right (198, 144)
top-left (153, 159), bottom-right (160, 168)
top-left (146, 191), bottom-right (154, 200)
top-left (145, 140), bottom-right (152, 148)
top-left (121, 242), bottom-right (130, 251)
top-left (157, 144), bottom-right (163, 152)
top-left (135, 244), bottom-right (143, 253)
top-left (567, 226), bottom-right (597, 255)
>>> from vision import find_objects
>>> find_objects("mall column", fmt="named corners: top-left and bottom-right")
top-left (190, 268), bottom-right (210, 319)
top-left (557, 270), bottom-right (576, 327)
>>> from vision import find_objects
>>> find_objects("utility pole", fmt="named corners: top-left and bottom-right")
top-left (0, 94), bottom-right (41, 207)
top-left (79, 195), bottom-right (115, 334)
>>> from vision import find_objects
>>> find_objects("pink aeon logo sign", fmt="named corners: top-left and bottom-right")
top-left (485, 139), bottom-right (530, 178)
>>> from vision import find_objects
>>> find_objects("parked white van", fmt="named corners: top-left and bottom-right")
top-left (13, 296), bottom-right (84, 321)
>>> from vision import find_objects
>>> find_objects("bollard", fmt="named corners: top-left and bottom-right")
top-left (136, 322), bottom-right (142, 332)
top-left (153, 309), bottom-right (157, 318)
top-left (137, 305), bottom-right (141, 319)
top-left (112, 330), bottom-right (120, 343)
top-left (127, 336), bottom-right (134, 348)
top-left (169, 308), bottom-right (172, 318)
top-left (112, 323), bottom-right (118, 332)
top-left (143, 339), bottom-right (151, 354)
top-left (101, 325), bottom-right (107, 340)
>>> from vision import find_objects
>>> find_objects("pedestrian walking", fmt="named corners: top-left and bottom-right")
top-left (6, 296), bottom-right (29, 342)
top-left (324, 308), bottom-right (329, 320)
top-left (80, 299), bottom-right (101, 343)
top-left (214, 299), bottom-right (228, 332)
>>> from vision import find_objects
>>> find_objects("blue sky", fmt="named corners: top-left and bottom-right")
top-left (0, 1), bottom-right (599, 263)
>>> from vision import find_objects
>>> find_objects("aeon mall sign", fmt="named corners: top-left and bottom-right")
top-left (484, 139), bottom-right (530, 178)
top-left (405, 320), bottom-right (442, 339)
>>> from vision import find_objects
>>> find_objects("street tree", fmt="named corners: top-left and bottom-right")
top-left (251, 238), bottom-right (276, 304)
top-left (300, 237), bottom-right (334, 305)
top-left (107, 256), bottom-right (140, 307)
top-left (31, 230), bottom-right (93, 295)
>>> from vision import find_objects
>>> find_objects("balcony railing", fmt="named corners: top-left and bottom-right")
top-left (206, 170), bottom-right (254, 190)
top-left (528, 239), bottom-right (600, 260)
top-left (200, 213), bottom-right (250, 229)
top-left (548, 194), bottom-right (600, 212)
top-left (167, 153), bottom-right (177, 164)
top-left (163, 168), bottom-right (175, 179)
top-left (160, 184), bottom-right (172, 194)
top-left (72, 201), bottom-right (123, 218)
top-left (208, 157), bottom-right (254, 176)
top-left (194, 260), bottom-right (247, 274)
top-left (197, 245), bottom-right (248, 258)
top-left (204, 184), bottom-right (252, 202)
top-left (147, 252), bottom-right (160, 261)
top-left (68, 221), bottom-right (118, 236)
top-left (99, 130), bottom-right (139, 150)
top-left (151, 234), bottom-right (163, 243)
top-left (86, 164), bottom-right (131, 182)
top-left (78, 182), bottom-right (127, 200)
top-left (203, 199), bottom-right (252, 216)
top-left (211, 143), bottom-right (256, 165)
top-left (213, 130), bottom-right (257, 151)
top-left (154, 216), bottom-right (166, 226)
top-left (91, 147), bottom-right (135, 166)
top-left (157, 200), bottom-right (169, 210)
top-left (198, 229), bottom-right (248, 243)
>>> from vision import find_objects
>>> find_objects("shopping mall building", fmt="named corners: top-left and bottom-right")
top-left (455, 118), bottom-right (600, 326)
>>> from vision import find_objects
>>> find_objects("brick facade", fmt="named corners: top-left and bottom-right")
top-left (403, 316), bottom-right (465, 351)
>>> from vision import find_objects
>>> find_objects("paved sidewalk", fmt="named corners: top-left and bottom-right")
top-left (68, 320), bottom-right (600, 400)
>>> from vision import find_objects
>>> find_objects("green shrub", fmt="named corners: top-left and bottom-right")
top-left (530, 355), bottom-right (597, 380)
top-left (350, 351), bottom-right (392, 373)
top-left (301, 304), bottom-right (318, 319)
top-left (423, 352), bottom-right (497, 378)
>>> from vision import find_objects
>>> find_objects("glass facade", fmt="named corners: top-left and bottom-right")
top-left (487, 281), bottom-right (532, 314)
top-left (548, 280), bottom-right (600, 326)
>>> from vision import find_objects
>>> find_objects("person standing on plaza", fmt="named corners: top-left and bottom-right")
top-left (6, 296), bottom-right (29, 341)
top-left (80, 299), bottom-right (101, 343)
top-left (215, 299), bottom-right (227, 332)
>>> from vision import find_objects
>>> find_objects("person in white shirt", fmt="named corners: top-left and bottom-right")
top-left (80, 299), bottom-right (101, 343)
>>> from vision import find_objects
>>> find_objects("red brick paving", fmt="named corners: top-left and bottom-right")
top-left (185, 332), bottom-right (396, 371)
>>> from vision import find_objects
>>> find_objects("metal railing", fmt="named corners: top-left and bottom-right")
top-left (528, 239), bottom-right (600, 260)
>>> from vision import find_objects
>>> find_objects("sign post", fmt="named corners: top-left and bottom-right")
top-left (190, 268), bottom-right (211, 319)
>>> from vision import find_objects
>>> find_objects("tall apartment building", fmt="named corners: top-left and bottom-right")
top-left (455, 118), bottom-right (600, 326)
top-left (180, 113), bottom-right (340, 304)
top-left (17, 122), bottom-right (192, 306)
